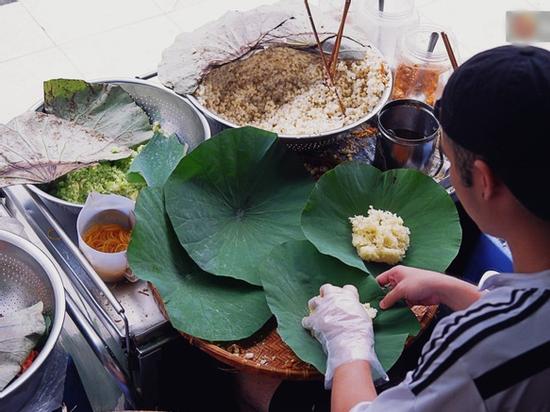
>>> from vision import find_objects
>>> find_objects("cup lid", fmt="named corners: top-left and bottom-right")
top-left (365, 0), bottom-right (416, 19)
top-left (401, 24), bottom-right (456, 63)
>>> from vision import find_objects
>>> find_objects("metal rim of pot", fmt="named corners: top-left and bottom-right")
top-left (0, 229), bottom-right (66, 402)
top-left (27, 77), bottom-right (212, 212)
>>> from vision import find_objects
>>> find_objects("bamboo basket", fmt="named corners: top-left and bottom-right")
top-left (151, 284), bottom-right (437, 380)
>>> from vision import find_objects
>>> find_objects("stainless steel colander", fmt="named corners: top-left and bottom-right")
top-left (0, 229), bottom-right (65, 410)
top-left (28, 78), bottom-right (211, 213)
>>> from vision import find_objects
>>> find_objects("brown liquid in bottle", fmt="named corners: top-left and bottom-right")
top-left (391, 63), bottom-right (442, 106)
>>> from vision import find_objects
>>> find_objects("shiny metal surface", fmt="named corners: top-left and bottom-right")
top-left (65, 292), bottom-right (134, 405)
top-left (0, 229), bottom-right (66, 408)
top-left (374, 99), bottom-right (439, 171)
top-left (5, 185), bottom-right (129, 342)
top-left (2, 184), bottom-right (173, 404)
top-left (186, 63), bottom-right (393, 152)
top-left (0, 193), bottom-right (136, 407)
top-left (28, 78), bottom-right (211, 213)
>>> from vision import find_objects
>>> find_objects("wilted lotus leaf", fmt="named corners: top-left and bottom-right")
top-left (158, 3), bottom-right (355, 96)
top-left (0, 112), bottom-right (133, 187)
top-left (43, 79), bottom-right (153, 147)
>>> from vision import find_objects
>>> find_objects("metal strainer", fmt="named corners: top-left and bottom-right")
top-left (0, 229), bottom-right (65, 410)
top-left (27, 78), bottom-right (212, 213)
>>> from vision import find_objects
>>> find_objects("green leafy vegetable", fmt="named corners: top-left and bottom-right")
top-left (128, 132), bottom-right (188, 187)
top-left (52, 159), bottom-right (145, 204)
top-left (164, 127), bottom-right (314, 286)
top-left (259, 240), bottom-right (420, 375)
top-left (127, 187), bottom-right (272, 341)
top-left (44, 78), bottom-right (153, 148)
top-left (301, 162), bottom-right (462, 276)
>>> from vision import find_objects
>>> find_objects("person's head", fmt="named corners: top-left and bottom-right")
top-left (437, 45), bottom-right (550, 238)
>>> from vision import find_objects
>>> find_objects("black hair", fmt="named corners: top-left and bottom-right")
top-left (448, 138), bottom-right (481, 187)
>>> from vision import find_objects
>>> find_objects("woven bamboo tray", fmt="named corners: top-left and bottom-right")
top-left (151, 284), bottom-right (437, 380)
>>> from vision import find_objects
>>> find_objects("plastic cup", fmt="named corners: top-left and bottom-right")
top-left (76, 193), bottom-right (135, 283)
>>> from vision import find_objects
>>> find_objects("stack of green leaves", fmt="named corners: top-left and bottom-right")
top-left (127, 126), bottom-right (463, 376)
top-left (128, 127), bottom-right (314, 340)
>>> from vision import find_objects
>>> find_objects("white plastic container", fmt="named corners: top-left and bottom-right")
top-left (359, 0), bottom-right (419, 68)
top-left (392, 24), bottom-right (457, 106)
top-left (77, 193), bottom-right (135, 283)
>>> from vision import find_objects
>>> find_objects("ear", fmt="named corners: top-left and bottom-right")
top-left (472, 159), bottom-right (501, 200)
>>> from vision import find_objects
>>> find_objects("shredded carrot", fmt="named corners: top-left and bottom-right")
top-left (83, 223), bottom-right (131, 253)
top-left (20, 350), bottom-right (38, 374)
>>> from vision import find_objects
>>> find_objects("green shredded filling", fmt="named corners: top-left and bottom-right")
top-left (52, 148), bottom-right (145, 204)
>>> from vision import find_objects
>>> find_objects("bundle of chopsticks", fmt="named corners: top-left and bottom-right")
top-left (304, 0), bottom-right (351, 115)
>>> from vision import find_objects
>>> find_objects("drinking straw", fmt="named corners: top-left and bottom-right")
top-left (427, 31), bottom-right (439, 54)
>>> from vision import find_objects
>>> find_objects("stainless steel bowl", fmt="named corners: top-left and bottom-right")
top-left (0, 230), bottom-right (65, 411)
top-left (187, 50), bottom-right (393, 152)
top-left (28, 78), bottom-right (212, 214)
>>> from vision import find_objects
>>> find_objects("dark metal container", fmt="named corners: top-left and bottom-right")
top-left (375, 99), bottom-right (440, 171)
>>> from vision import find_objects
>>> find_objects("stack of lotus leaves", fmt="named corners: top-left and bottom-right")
top-left (127, 126), bottom-right (462, 377)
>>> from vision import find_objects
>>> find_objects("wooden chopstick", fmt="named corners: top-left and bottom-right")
top-left (304, 0), bottom-right (346, 115)
top-left (441, 31), bottom-right (458, 70)
top-left (329, 0), bottom-right (352, 77)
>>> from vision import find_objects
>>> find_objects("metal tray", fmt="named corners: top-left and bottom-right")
top-left (1, 185), bottom-right (177, 406)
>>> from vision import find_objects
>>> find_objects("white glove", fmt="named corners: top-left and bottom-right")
top-left (302, 284), bottom-right (388, 389)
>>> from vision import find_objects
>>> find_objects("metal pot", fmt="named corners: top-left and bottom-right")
top-left (186, 50), bottom-right (393, 152)
top-left (0, 230), bottom-right (65, 411)
top-left (374, 99), bottom-right (440, 171)
top-left (28, 78), bottom-right (212, 214)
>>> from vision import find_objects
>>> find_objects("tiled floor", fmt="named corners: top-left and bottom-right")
top-left (0, 0), bottom-right (548, 123)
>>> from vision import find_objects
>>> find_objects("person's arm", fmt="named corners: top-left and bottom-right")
top-left (332, 360), bottom-right (377, 412)
top-left (377, 266), bottom-right (482, 311)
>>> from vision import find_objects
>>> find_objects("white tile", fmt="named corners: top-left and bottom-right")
top-left (60, 15), bottom-right (179, 79)
top-left (0, 48), bottom-right (82, 124)
top-left (166, 0), bottom-right (227, 31)
top-left (0, 2), bottom-right (54, 62)
top-left (166, 0), bottom-right (275, 31)
top-left (19, 0), bottom-right (162, 44)
top-left (225, 0), bottom-right (277, 12)
top-left (152, 0), bottom-right (199, 13)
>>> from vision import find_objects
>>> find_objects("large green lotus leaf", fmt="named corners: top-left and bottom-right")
top-left (127, 186), bottom-right (272, 341)
top-left (301, 162), bottom-right (462, 276)
top-left (164, 127), bottom-right (315, 286)
top-left (44, 78), bottom-right (153, 148)
top-left (259, 240), bottom-right (420, 375)
top-left (127, 131), bottom-right (188, 187)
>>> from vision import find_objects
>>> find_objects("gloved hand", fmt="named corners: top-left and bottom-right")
top-left (302, 284), bottom-right (387, 389)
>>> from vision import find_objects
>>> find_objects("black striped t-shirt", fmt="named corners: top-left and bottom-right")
top-left (351, 269), bottom-right (550, 412)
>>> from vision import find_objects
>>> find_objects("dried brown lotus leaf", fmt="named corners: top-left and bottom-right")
top-left (158, 3), bottom-right (346, 96)
top-left (0, 112), bottom-right (132, 187)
